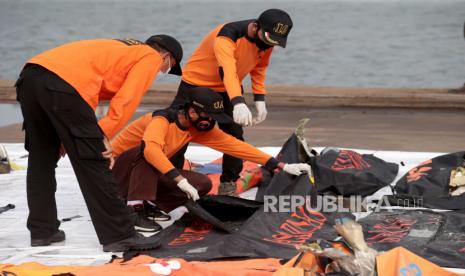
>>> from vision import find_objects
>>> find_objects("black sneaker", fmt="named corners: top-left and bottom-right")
top-left (130, 204), bottom-right (162, 233)
top-left (31, 230), bottom-right (66, 246)
top-left (102, 232), bottom-right (160, 252)
top-left (218, 181), bottom-right (237, 196)
top-left (144, 201), bottom-right (171, 221)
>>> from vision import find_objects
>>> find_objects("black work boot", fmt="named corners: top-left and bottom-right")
top-left (129, 204), bottom-right (162, 233)
top-left (31, 230), bottom-right (66, 246)
top-left (144, 201), bottom-right (171, 221)
top-left (218, 181), bottom-right (237, 196)
top-left (102, 232), bottom-right (161, 252)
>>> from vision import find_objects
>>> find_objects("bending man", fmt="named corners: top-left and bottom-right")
top-left (170, 9), bottom-right (293, 192)
top-left (16, 35), bottom-right (183, 252)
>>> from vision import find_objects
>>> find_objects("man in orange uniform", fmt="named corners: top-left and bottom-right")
top-left (111, 87), bottom-right (311, 233)
top-left (170, 9), bottom-right (293, 192)
top-left (15, 35), bottom-right (183, 252)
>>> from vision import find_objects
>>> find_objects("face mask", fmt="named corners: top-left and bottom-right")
top-left (253, 29), bottom-right (273, 51)
top-left (161, 54), bottom-right (171, 74)
top-left (189, 112), bottom-right (215, 132)
top-left (194, 116), bottom-right (215, 132)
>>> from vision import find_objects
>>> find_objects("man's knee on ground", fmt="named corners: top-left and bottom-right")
top-left (195, 174), bottom-right (212, 196)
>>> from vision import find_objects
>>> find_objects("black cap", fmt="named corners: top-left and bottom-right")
top-left (257, 9), bottom-right (293, 48)
top-left (188, 87), bottom-right (233, 124)
top-left (146, 34), bottom-right (183, 76)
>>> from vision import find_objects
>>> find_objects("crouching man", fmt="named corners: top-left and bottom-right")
top-left (111, 87), bottom-right (311, 233)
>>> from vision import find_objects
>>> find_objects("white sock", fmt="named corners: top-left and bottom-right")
top-left (127, 200), bottom-right (144, 206)
top-left (146, 200), bottom-right (156, 207)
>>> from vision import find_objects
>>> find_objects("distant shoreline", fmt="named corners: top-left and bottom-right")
top-left (1, 80), bottom-right (465, 110)
top-left (2, 79), bottom-right (465, 150)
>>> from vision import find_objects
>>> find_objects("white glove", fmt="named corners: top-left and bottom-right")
top-left (253, 101), bottom-right (267, 125)
top-left (283, 163), bottom-right (312, 176)
top-left (233, 103), bottom-right (253, 126)
top-left (177, 178), bottom-right (200, 201)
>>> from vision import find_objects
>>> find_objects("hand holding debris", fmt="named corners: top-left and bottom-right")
top-left (177, 178), bottom-right (200, 201)
top-left (282, 163), bottom-right (312, 176)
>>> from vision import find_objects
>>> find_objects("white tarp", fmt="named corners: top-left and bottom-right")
top-left (1, 143), bottom-right (463, 273)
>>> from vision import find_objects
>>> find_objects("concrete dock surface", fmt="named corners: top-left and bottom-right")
top-left (1, 81), bottom-right (464, 152)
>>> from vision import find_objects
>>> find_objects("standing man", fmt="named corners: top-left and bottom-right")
top-left (170, 9), bottom-right (293, 192)
top-left (15, 35), bottom-right (183, 252)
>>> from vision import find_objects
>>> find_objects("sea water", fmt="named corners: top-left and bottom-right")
top-left (0, 0), bottom-right (464, 88)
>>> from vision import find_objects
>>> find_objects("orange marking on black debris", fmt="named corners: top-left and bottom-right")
top-left (263, 206), bottom-right (326, 247)
top-left (331, 150), bottom-right (371, 171)
top-left (366, 217), bottom-right (416, 244)
top-left (406, 160), bottom-right (432, 183)
top-left (168, 222), bottom-right (213, 246)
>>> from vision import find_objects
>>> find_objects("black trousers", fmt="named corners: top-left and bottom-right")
top-left (16, 65), bottom-right (135, 245)
top-left (170, 81), bottom-right (244, 182)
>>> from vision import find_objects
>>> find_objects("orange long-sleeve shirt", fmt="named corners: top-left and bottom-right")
top-left (111, 110), bottom-right (279, 178)
top-left (182, 20), bottom-right (273, 103)
top-left (28, 39), bottom-right (162, 139)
